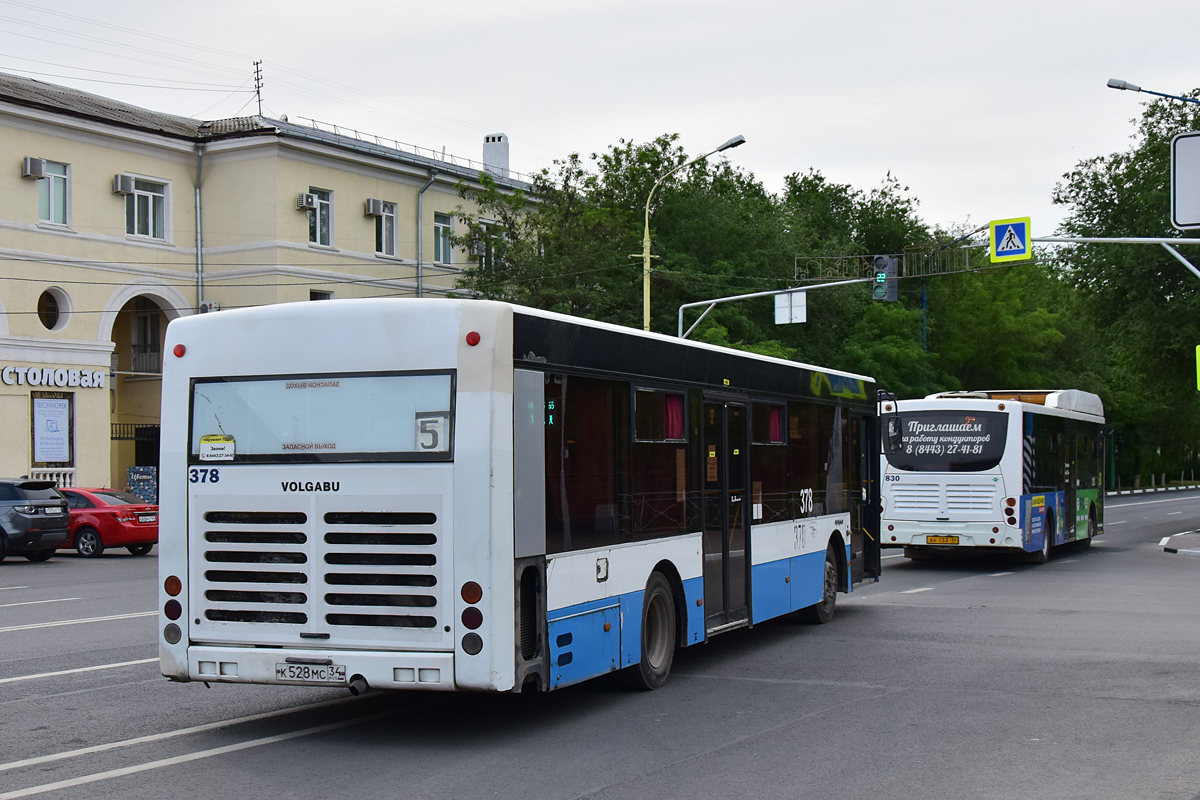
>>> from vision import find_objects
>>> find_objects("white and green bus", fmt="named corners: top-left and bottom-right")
top-left (880, 390), bottom-right (1104, 563)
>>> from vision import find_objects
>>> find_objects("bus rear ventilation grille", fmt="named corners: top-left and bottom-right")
top-left (323, 532), bottom-right (436, 546)
top-left (205, 570), bottom-right (308, 584)
top-left (325, 613), bottom-right (437, 628)
top-left (324, 512), bottom-right (437, 526)
top-left (206, 609), bottom-right (307, 624)
top-left (205, 511), bottom-right (308, 525)
top-left (324, 553), bottom-right (436, 566)
top-left (205, 551), bottom-right (307, 564)
top-left (205, 590), bottom-right (307, 604)
top-left (324, 593), bottom-right (436, 607)
top-left (324, 573), bottom-right (436, 587)
top-left (205, 531), bottom-right (307, 544)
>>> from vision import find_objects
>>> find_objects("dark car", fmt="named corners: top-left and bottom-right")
top-left (0, 479), bottom-right (70, 563)
top-left (57, 488), bottom-right (158, 557)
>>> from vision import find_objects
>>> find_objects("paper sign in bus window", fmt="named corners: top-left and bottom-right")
top-left (199, 434), bottom-right (236, 461)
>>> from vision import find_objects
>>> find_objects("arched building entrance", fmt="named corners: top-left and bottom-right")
top-left (100, 284), bottom-right (190, 498)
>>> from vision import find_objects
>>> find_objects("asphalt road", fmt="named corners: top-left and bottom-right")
top-left (2, 492), bottom-right (1200, 800)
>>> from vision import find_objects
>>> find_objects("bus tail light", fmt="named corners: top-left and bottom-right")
top-left (461, 607), bottom-right (483, 630)
top-left (165, 575), bottom-right (182, 596)
top-left (164, 599), bottom-right (182, 620)
top-left (461, 582), bottom-right (483, 604)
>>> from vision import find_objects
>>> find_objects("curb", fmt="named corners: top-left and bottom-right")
top-left (1106, 485), bottom-right (1200, 497)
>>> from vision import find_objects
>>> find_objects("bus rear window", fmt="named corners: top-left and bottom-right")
top-left (883, 410), bottom-right (1007, 472)
top-left (190, 372), bottom-right (453, 463)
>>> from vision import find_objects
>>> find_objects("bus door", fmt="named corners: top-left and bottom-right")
top-left (702, 399), bottom-right (749, 632)
top-left (1063, 432), bottom-right (1076, 542)
top-left (849, 411), bottom-right (881, 583)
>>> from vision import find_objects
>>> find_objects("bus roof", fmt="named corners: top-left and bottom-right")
top-left (919, 390), bottom-right (1104, 419)
top-left (514, 303), bottom-right (873, 383)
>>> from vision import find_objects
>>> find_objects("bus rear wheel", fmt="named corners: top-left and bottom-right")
top-left (622, 572), bottom-right (676, 691)
top-left (1029, 510), bottom-right (1054, 565)
top-left (798, 546), bottom-right (838, 624)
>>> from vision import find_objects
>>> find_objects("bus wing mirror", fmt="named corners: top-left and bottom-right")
top-left (886, 416), bottom-right (902, 453)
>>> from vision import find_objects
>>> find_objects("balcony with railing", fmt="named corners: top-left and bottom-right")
top-left (130, 344), bottom-right (161, 375)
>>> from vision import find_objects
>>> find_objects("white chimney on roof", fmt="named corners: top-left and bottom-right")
top-left (483, 133), bottom-right (509, 179)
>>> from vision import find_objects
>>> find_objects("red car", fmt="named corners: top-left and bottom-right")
top-left (57, 488), bottom-right (158, 557)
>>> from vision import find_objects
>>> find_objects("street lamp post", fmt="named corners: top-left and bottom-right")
top-left (1107, 78), bottom-right (1200, 106)
top-left (639, 135), bottom-right (746, 332)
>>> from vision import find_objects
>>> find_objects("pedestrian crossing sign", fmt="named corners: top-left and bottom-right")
top-left (989, 217), bottom-right (1032, 263)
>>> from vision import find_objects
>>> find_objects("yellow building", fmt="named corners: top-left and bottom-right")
top-left (0, 72), bottom-right (525, 493)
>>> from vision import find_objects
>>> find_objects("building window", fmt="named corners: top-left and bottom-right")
top-left (308, 188), bottom-right (332, 247)
top-left (434, 212), bottom-right (453, 264)
top-left (473, 222), bottom-right (501, 270)
top-left (131, 297), bottom-right (161, 374)
top-left (310, 290), bottom-right (332, 301)
top-left (38, 162), bottom-right (68, 225)
top-left (36, 287), bottom-right (70, 331)
top-left (376, 202), bottom-right (396, 257)
top-left (125, 179), bottom-right (166, 239)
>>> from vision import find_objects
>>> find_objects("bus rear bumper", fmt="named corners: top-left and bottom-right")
top-left (186, 645), bottom-right (457, 691)
top-left (880, 521), bottom-right (1020, 549)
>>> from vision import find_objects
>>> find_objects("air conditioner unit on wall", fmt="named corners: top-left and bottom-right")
top-left (364, 198), bottom-right (384, 217)
top-left (113, 174), bottom-right (135, 195)
top-left (297, 192), bottom-right (318, 210)
top-left (21, 157), bottom-right (46, 179)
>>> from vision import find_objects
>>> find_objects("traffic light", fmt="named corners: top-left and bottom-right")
top-left (871, 255), bottom-right (898, 301)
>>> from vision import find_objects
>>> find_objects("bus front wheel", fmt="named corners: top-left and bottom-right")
top-left (622, 572), bottom-right (676, 691)
top-left (1078, 507), bottom-right (1097, 550)
top-left (798, 546), bottom-right (838, 624)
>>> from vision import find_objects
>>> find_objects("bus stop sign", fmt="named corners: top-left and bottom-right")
top-left (1173, 132), bottom-right (1200, 230)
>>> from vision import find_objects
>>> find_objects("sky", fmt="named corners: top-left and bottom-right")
top-left (2, 0), bottom-right (1197, 242)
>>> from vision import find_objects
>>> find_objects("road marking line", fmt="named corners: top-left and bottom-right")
top-left (0, 708), bottom-right (398, 800)
top-left (1058, 559), bottom-right (1078, 564)
top-left (1108, 520), bottom-right (1127, 525)
top-left (0, 611), bottom-right (155, 634)
top-left (881, 554), bottom-right (904, 560)
top-left (0, 695), bottom-right (362, 773)
top-left (899, 587), bottom-right (933, 594)
top-left (1110, 495), bottom-right (1200, 509)
top-left (0, 598), bottom-right (80, 610)
top-left (1168, 511), bottom-right (1184, 515)
top-left (1159, 536), bottom-right (1172, 547)
top-left (0, 587), bottom-right (29, 592)
top-left (987, 572), bottom-right (1014, 577)
top-left (0, 657), bottom-right (157, 687)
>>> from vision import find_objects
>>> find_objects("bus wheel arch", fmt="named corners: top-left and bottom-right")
top-left (828, 531), bottom-right (848, 591)
top-left (649, 560), bottom-right (687, 649)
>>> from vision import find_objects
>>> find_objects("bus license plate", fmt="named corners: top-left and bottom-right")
top-left (275, 663), bottom-right (347, 684)
top-left (926, 535), bottom-right (959, 545)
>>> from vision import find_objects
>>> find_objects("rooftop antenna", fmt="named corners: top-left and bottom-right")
top-left (253, 60), bottom-right (263, 117)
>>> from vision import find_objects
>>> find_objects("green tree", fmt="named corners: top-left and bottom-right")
top-left (1052, 90), bottom-right (1200, 482)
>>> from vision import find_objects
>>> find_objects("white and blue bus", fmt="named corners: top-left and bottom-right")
top-left (880, 390), bottom-right (1105, 563)
top-left (158, 299), bottom-right (881, 693)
